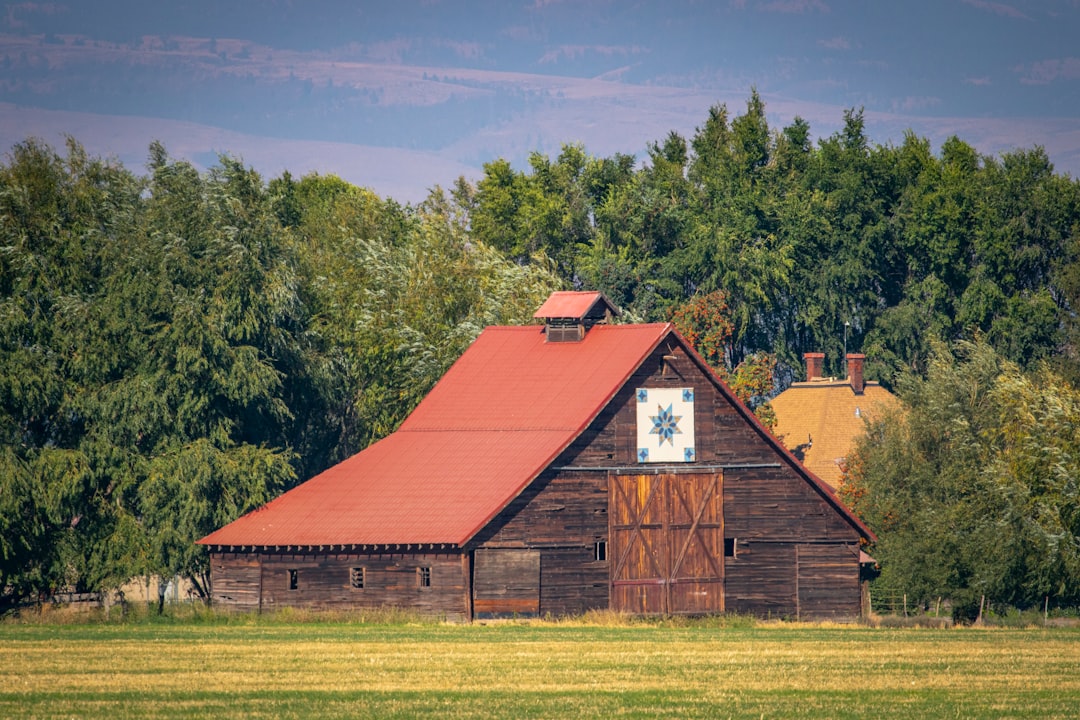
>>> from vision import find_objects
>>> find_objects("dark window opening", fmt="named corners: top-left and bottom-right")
top-left (417, 567), bottom-right (431, 587)
top-left (594, 540), bottom-right (607, 562)
top-left (350, 567), bottom-right (365, 589)
top-left (288, 569), bottom-right (298, 590)
top-left (724, 538), bottom-right (737, 558)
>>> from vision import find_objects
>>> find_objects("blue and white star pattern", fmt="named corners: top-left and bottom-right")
top-left (649, 403), bottom-right (683, 445)
top-left (636, 387), bottom-right (695, 463)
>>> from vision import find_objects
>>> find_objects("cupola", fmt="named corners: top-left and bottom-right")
top-left (533, 291), bottom-right (619, 342)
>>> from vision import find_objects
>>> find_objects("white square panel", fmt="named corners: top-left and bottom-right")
top-left (636, 387), bottom-right (695, 463)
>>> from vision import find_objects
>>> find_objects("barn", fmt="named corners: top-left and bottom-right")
top-left (199, 291), bottom-right (875, 620)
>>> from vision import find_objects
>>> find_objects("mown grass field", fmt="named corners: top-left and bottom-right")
top-left (3, 611), bottom-right (1079, 719)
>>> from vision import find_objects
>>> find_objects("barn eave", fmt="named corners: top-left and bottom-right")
top-left (206, 542), bottom-right (461, 554)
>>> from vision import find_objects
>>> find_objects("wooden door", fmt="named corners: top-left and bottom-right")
top-left (473, 549), bottom-right (541, 618)
top-left (609, 472), bottom-right (725, 614)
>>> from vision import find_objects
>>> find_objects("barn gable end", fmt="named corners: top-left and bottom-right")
top-left (469, 334), bottom-right (869, 619)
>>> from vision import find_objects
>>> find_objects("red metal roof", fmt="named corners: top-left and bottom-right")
top-left (199, 323), bottom-right (671, 548)
top-left (200, 312), bottom-right (875, 549)
top-left (532, 290), bottom-right (614, 319)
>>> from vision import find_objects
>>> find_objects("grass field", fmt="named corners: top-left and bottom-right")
top-left (3, 611), bottom-right (1079, 719)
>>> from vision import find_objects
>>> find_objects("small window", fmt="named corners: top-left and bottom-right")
top-left (417, 567), bottom-right (431, 587)
top-left (724, 538), bottom-right (737, 558)
top-left (594, 540), bottom-right (608, 562)
top-left (288, 568), bottom-right (298, 590)
top-left (350, 567), bottom-right (365, 589)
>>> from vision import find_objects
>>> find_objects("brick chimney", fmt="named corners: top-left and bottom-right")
top-left (846, 354), bottom-right (865, 394)
top-left (804, 352), bottom-right (825, 381)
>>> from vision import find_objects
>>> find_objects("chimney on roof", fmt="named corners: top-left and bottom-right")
top-left (846, 353), bottom-right (865, 394)
top-left (804, 352), bottom-right (825, 381)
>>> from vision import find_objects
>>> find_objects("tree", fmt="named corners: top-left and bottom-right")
top-left (289, 172), bottom-right (562, 455)
top-left (0, 138), bottom-right (148, 605)
top-left (130, 149), bottom-right (307, 595)
top-left (670, 290), bottom-right (777, 427)
top-left (841, 339), bottom-right (1080, 617)
top-left (680, 92), bottom-right (795, 366)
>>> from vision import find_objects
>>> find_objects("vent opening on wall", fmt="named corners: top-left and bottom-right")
top-left (546, 317), bottom-right (585, 342)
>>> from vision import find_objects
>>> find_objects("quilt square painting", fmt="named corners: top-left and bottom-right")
top-left (636, 387), bottom-right (695, 463)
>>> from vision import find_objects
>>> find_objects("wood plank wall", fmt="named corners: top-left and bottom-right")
top-left (210, 551), bottom-right (470, 621)
top-left (210, 553), bottom-right (261, 609)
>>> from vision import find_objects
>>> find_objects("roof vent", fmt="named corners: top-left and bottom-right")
top-left (533, 291), bottom-right (619, 343)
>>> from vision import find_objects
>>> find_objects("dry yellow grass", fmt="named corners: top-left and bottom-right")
top-left (3, 617), bottom-right (1079, 718)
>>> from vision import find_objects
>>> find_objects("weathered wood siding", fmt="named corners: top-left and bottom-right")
top-left (476, 337), bottom-right (864, 619)
top-left (210, 553), bottom-right (262, 610)
top-left (796, 543), bottom-right (862, 618)
top-left (540, 547), bottom-right (609, 615)
top-left (722, 464), bottom-right (861, 618)
top-left (476, 471), bottom-right (610, 617)
top-left (722, 542), bottom-right (796, 616)
top-left (473, 549), bottom-right (540, 617)
top-left (210, 551), bottom-right (470, 620)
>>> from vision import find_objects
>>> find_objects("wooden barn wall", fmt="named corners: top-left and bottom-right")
top-left (723, 466), bottom-right (856, 541)
top-left (473, 548), bottom-right (540, 617)
top-left (211, 551), bottom-right (470, 620)
top-left (475, 471), bottom-right (610, 617)
top-left (722, 543), bottom-right (795, 617)
top-left (477, 338), bottom-right (865, 619)
top-left (796, 543), bottom-right (862, 618)
top-left (210, 553), bottom-right (262, 610)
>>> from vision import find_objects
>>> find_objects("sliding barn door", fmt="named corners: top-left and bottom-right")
top-left (609, 472), bottom-right (725, 614)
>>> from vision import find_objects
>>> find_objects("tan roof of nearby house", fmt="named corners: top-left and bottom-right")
top-left (770, 378), bottom-right (901, 488)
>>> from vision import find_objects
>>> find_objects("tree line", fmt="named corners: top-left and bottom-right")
top-left (465, 91), bottom-right (1080, 387)
top-left (2, 91), bottom-right (1079, 612)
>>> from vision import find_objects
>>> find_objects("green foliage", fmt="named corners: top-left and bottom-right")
top-left (0, 140), bottom-right (557, 606)
top-left (4, 91), bottom-right (1080, 612)
top-left (0, 138), bottom-right (148, 601)
top-left (669, 289), bottom-right (777, 427)
top-left (843, 340), bottom-right (1080, 613)
top-left (466, 93), bottom-right (1080, 389)
top-left (291, 175), bottom-right (560, 452)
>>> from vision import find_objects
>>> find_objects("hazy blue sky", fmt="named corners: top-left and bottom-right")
top-left (2, 0), bottom-right (1078, 201)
